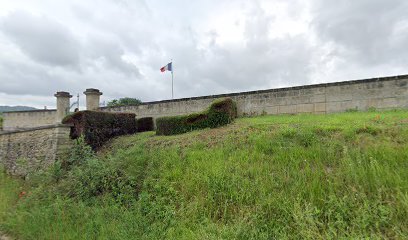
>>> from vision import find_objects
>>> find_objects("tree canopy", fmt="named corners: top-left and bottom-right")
top-left (107, 97), bottom-right (142, 107)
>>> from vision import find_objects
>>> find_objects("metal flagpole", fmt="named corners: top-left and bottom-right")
top-left (77, 94), bottom-right (80, 109)
top-left (171, 59), bottom-right (174, 99)
top-left (172, 71), bottom-right (174, 99)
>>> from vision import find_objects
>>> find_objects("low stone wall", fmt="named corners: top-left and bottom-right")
top-left (0, 124), bottom-right (72, 177)
top-left (2, 110), bottom-right (57, 131)
top-left (101, 75), bottom-right (408, 121)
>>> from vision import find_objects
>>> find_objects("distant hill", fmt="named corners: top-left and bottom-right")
top-left (0, 106), bottom-right (38, 113)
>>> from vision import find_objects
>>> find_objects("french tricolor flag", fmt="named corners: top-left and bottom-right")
top-left (160, 62), bottom-right (173, 72)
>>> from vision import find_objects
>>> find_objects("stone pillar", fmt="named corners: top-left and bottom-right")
top-left (54, 91), bottom-right (72, 123)
top-left (84, 88), bottom-right (103, 110)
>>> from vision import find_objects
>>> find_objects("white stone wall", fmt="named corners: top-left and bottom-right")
top-left (101, 75), bottom-right (408, 121)
top-left (0, 124), bottom-right (72, 176)
top-left (2, 75), bottom-right (408, 131)
top-left (2, 110), bottom-right (57, 131)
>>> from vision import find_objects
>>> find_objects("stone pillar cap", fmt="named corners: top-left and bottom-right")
top-left (54, 91), bottom-right (73, 98)
top-left (84, 88), bottom-right (103, 95)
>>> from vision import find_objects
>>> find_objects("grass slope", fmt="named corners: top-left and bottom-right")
top-left (1, 110), bottom-right (408, 239)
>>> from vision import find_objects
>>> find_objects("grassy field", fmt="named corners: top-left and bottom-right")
top-left (1, 110), bottom-right (408, 239)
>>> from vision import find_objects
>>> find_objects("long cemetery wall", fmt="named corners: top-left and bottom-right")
top-left (102, 75), bottom-right (408, 121)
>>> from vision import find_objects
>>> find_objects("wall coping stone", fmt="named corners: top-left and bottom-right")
top-left (3, 109), bottom-right (57, 114)
top-left (84, 88), bottom-right (103, 95)
top-left (54, 91), bottom-right (72, 98)
top-left (100, 74), bottom-right (408, 110)
top-left (0, 124), bottom-right (72, 135)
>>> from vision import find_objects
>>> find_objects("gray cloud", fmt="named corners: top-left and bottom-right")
top-left (160, 2), bottom-right (316, 98)
top-left (0, 55), bottom-right (75, 97)
top-left (0, 0), bottom-right (407, 108)
top-left (84, 36), bottom-right (141, 77)
top-left (1, 10), bottom-right (80, 67)
top-left (312, 0), bottom-right (408, 66)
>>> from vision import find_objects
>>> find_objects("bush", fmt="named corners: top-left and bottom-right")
top-left (60, 158), bottom-right (138, 205)
top-left (156, 98), bottom-right (237, 135)
top-left (62, 111), bottom-right (137, 150)
top-left (63, 136), bottom-right (95, 170)
top-left (137, 117), bottom-right (154, 132)
top-left (48, 136), bottom-right (138, 205)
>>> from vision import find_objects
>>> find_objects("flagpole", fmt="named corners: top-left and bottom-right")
top-left (171, 59), bottom-right (174, 99)
top-left (172, 71), bottom-right (174, 99)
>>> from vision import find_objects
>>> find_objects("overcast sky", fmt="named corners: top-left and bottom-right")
top-left (0, 0), bottom-right (407, 108)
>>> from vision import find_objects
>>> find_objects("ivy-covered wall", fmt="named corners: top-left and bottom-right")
top-left (156, 98), bottom-right (237, 135)
top-left (63, 111), bottom-right (137, 150)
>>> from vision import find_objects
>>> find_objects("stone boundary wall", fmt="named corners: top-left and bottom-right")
top-left (101, 75), bottom-right (408, 121)
top-left (0, 124), bottom-right (72, 176)
top-left (2, 109), bottom-right (57, 131)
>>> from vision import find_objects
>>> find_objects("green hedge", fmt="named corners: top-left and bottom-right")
top-left (136, 117), bottom-right (154, 132)
top-left (156, 98), bottom-right (237, 135)
top-left (62, 111), bottom-right (137, 150)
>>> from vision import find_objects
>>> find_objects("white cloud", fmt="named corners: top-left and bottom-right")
top-left (0, 0), bottom-right (407, 108)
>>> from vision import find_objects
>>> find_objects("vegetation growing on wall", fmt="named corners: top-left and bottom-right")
top-left (107, 97), bottom-right (142, 107)
top-left (136, 117), bottom-right (154, 132)
top-left (62, 111), bottom-right (137, 149)
top-left (156, 98), bottom-right (237, 135)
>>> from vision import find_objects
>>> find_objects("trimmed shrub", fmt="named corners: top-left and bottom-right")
top-left (137, 117), bottom-right (154, 132)
top-left (62, 111), bottom-right (137, 150)
top-left (156, 98), bottom-right (237, 135)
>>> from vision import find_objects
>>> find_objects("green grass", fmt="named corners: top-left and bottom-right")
top-left (1, 110), bottom-right (408, 239)
top-left (0, 167), bottom-right (24, 234)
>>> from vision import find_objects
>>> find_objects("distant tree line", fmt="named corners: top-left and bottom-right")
top-left (107, 98), bottom-right (142, 107)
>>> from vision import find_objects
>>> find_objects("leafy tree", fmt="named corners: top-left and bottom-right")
top-left (107, 97), bottom-right (142, 107)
